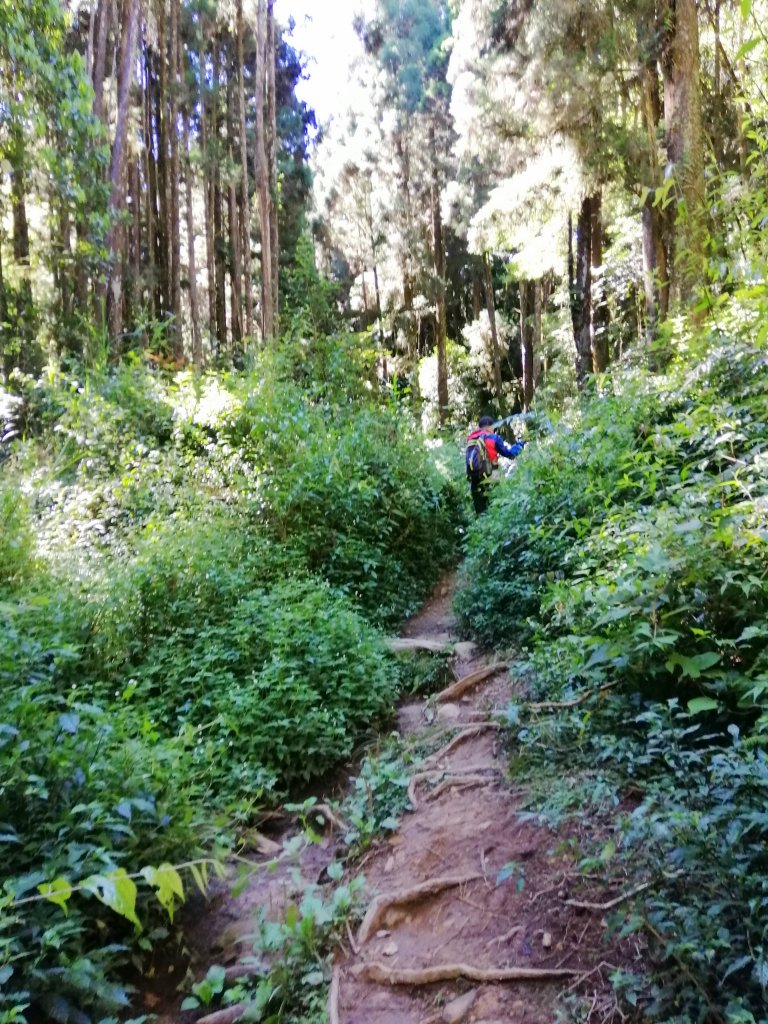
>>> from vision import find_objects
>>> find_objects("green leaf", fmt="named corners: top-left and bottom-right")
top-left (83, 869), bottom-right (141, 929)
top-left (735, 36), bottom-right (760, 61)
top-left (37, 877), bottom-right (74, 914)
top-left (687, 697), bottom-right (720, 714)
top-left (141, 863), bottom-right (185, 921)
top-left (741, 0), bottom-right (752, 19)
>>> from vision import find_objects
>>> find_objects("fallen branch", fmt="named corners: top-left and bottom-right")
top-left (357, 874), bottom-right (482, 946)
top-left (423, 723), bottom-right (500, 768)
top-left (355, 961), bottom-right (578, 985)
top-left (485, 924), bottom-right (523, 948)
top-left (527, 682), bottom-right (618, 712)
top-left (224, 962), bottom-right (266, 983)
top-left (435, 664), bottom-right (508, 704)
top-left (328, 966), bottom-right (341, 1024)
top-left (565, 881), bottom-right (651, 912)
top-left (196, 1006), bottom-right (247, 1024)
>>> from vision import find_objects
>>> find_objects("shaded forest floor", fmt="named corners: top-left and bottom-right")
top-left (151, 576), bottom-right (645, 1024)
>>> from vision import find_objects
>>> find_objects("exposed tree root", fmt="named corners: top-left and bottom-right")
top-left (435, 664), bottom-right (508, 704)
top-left (565, 880), bottom-right (651, 912)
top-left (527, 682), bottom-right (618, 712)
top-left (328, 965), bottom-right (341, 1024)
top-left (407, 766), bottom-right (496, 809)
top-left (357, 874), bottom-right (482, 945)
top-left (224, 962), bottom-right (265, 983)
top-left (425, 774), bottom-right (492, 802)
top-left (354, 961), bottom-right (579, 985)
top-left (196, 1005), bottom-right (247, 1024)
top-left (422, 723), bottom-right (500, 768)
top-left (311, 803), bottom-right (346, 831)
top-left (386, 637), bottom-right (453, 653)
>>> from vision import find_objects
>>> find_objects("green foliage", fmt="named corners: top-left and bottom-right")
top-left (458, 298), bottom-right (768, 1020)
top-left (0, 335), bottom-right (464, 1022)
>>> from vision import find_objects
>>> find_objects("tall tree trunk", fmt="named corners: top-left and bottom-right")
top-left (569, 198), bottom-right (593, 389)
top-left (91, 0), bottom-right (111, 126)
top-left (183, 105), bottom-right (202, 366)
top-left (200, 69), bottom-right (216, 342)
top-left (637, 16), bottom-right (671, 343)
top-left (533, 278), bottom-right (544, 387)
top-left (228, 69), bottom-right (243, 350)
top-left (483, 252), bottom-right (503, 402)
top-left (660, 0), bottom-right (706, 303)
top-left (236, 0), bottom-right (254, 338)
top-left (212, 37), bottom-right (228, 347)
top-left (9, 128), bottom-right (33, 346)
top-left (168, 0), bottom-right (182, 356)
top-left (255, 0), bottom-right (274, 340)
top-left (429, 124), bottom-right (448, 423)
top-left (394, 132), bottom-right (416, 359)
top-left (266, 0), bottom-right (279, 329)
top-left (520, 280), bottom-right (534, 411)
top-left (129, 157), bottom-right (142, 327)
top-left (106, 0), bottom-right (140, 352)
top-left (590, 191), bottom-right (609, 373)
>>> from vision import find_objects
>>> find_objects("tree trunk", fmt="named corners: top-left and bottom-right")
top-left (483, 253), bottom-right (503, 402)
top-left (9, 128), bottom-right (33, 345)
top-left (200, 68), bottom-right (217, 342)
top-left (569, 198), bottom-right (593, 389)
top-left (228, 70), bottom-right (243, 350)
top-left (168, 0), bottom-right (182, 356)
top-left (237, 0), bottom-right (254, 338)
top-left (429, 124), bottom-right (448, 423)
top-left (255, 0), bottom-right (274, 340)
top-left (660, 0), bottom-right (706, 303)
top-left (183, 104), bottom-right (202, 366)
top-left (590, 191), bottom-right (609, 373)
top-left (106, 0), bottom-right (140, 352)
top-left (266, 0), bottom-right (279, 329)
top-left (212, 37), bottom-right (228, 347)
top-left (520, 280), bottom-right (534, 411)
top-left (91, 0), bottom-right (111, 127)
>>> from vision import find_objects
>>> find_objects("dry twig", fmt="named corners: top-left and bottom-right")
top-left (423, 723), bottom-right (500, 768)
top-left (527, 682), bottom-right (618, 712)
top-left (426, 774), bottom-right (493, 802)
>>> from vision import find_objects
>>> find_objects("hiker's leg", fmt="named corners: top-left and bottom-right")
top-left (470, 477), bottom-right (488, 515)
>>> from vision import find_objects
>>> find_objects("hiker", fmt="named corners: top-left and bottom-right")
top-left (466, 415), bottom-right (525, 515)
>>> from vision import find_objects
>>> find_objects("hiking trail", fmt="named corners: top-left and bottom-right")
top-left (153, 574), bottom-right (642, 1024)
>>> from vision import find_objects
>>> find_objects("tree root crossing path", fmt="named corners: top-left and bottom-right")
top-left (160, 575), bottom-right (643, 1024)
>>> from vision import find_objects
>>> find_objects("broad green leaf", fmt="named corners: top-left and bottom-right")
top-left (37, 877), bottom-right (74, 914)
top-left (741, 0), bottom-right (752, 18)
top-left (83, 869), bottom-right (141, 929)
top-left (141, 864), bottom-right (184, 921)
top-left (687, 697), bottom-right (720, 714)
top-left (736, 37), bottom-right (761, 61)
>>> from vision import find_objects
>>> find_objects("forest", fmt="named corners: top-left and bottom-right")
top-left (1, 0), bottom-right (768, 1022)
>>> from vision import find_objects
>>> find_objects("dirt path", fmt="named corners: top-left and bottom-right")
top-left (157, 576), bottom-right (641, 1024)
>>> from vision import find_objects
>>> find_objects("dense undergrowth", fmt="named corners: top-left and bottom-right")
top-left (0, 333), bottom-right (464, 1024)
top-left (457, 295), bottom-right (768, 1023)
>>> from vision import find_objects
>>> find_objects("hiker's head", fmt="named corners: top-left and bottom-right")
top-left (478, 415), bottom-right (494, 428)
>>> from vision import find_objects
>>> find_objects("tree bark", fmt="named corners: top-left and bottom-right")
top-left (429, 123), bottom-right (448, 423)
top-left (520, 280), bottom-right (534, 411)
top-left (659, 0), bottom-right (706, 303)
top-left (255, 0), bottom-right (274, 340)
top-left (183, 104), bottom-right (202, 366)
top-left (483, 253), bottom-right (503, 403)
top-left (570, 198), bottom-right (592, 389)
top-left (228, 69), bottom-right (243, 350)
top-left (105, 0), bottom-right (140, 352)
top-left (168, 0), bottom-right (182, 356)
top-left (590, 191), bottom-right (609, 373)
top-left (237, 0), bottom-right (254, 338)
top-left (212, 36), bottom-right (228, 348)
top-left (200, 66), bottom-right (217, 341)
top-left (266, 0), bottom-right (279, 330)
